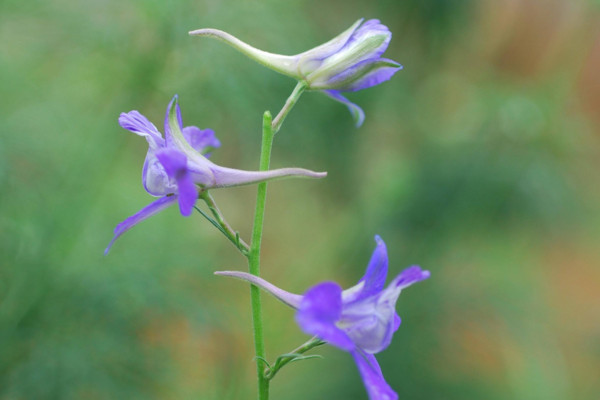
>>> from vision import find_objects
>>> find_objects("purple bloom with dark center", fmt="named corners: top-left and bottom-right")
top-left (216, 236), bottom-right (430, 400)
top-left (189, 19), bottom-right (402, 127)
top-left (106, 95), bottom-right (326, 254)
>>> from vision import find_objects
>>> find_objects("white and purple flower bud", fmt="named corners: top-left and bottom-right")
top-left (189, 19), bottom-right (402, 127)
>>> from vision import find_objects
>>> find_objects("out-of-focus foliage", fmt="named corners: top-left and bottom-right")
top-left (1, 0), bottom-right (599, 399)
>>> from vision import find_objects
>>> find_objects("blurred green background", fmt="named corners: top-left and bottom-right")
top-left (1, 0), bottom-right (599, 399)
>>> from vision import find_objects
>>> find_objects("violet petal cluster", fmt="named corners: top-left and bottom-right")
top-left (106, 95), bottom-right (326, 254)
top-left (216, 236), bottom-right (430, 400)
top-left (189, 19), bottom-right (402, 127)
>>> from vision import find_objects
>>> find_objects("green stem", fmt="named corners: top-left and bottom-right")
top-left (199, 191), bottom-right (250, 255)
top-left (265, 336), bottom-right (326, 380)
top-left (248, 111), bottom-right (275, 400)
top-left (271, 81), bottom-right (307, 134)
top-left (247, 81), bottom-right (307, 400)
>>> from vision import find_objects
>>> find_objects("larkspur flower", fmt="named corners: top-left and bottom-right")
top-left (189, 19), bottom-right (402, 127)
top-left (105, 95), bottom-right (326, 254)
top-left (216, 236), bottom-right (430, 400)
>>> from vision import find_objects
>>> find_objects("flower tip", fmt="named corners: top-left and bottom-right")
top-left (395, 266), bottom-right (431, 288)
top-left (410, 265), bottom-right (431, 279)
top-left (180, 205), bottom-right (194, 217)
top-left (302, 170), bottom-right (327, 179)
top-left (104, 237), bottom-right (118, 256)
top-left (188, 28), bottom-right (215, 36)
top-left (372, 234), bottom-right (388, 253)
top-left (166, 95), bottom-right (179, 116)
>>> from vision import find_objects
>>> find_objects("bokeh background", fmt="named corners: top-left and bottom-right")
top-left (1, 0), bottom-right (599, 399)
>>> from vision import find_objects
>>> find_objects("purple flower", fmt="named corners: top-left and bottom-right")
top-left (106, 95), bottom-right (326, 254)
top-left (189, 19), bottom-right (402, 127)
top-left (216, 236), bottom-right (430, 400)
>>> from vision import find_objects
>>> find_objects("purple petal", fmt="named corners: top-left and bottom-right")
top-left (156, 148), bottom-right (197, 217)
top-left (182, 126), bottom-right (221, 155)
top-left (393, 314), bottom-right (401, 332)
top-left (342, 247), bottom-right (424, 355)
top-left (215, 271), bottom-right (303, 308)
top-left (351, 350), bottom-right (398, 400)
top-left (105, 196), bottom-right (178, 255)
top-left (296, 19), bottom-right (364, 76)
top-left (118, 111), bottom-right (164, 148)
top-left (391, 265), bottom-right (431, 290)
top-left (342, 266), bottom-right (428, 353)
top-left (340, 294), bottom-right (397, 354)
top-left (335, 58), bottom-right (402, 92)
top-left (354, 235), bottom-right (388, 302)
top-left (322, 90), bottom-right (365, 127)
top-left (348, 20), bottom-right (392, 59)
top-left (296, 282), bottom-right (355, 351)
top-left (155, 148), bottom-right (187, 178)
top-left (141, 152), bottom-right (176, 196)
top-left (175, 173), bottom-right (197, 216)
top-left (164, 95), bottom-right (183, 148)
top-left (317, 57), bottom-right (401, 92)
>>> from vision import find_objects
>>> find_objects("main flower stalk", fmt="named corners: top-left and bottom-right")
top-left (246, 84), bottom-right (306, 400)
top-left (247, 111), bottom-right (275, 400)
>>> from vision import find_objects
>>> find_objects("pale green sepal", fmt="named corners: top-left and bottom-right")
top-left (306, 32), bottom-right (389, 86)
top-left (296, 18), bottom-right (363, 76)
top-left (311, 59), bottom-right (402, 91)
top-left (166, 96), bottom-right (214, 177)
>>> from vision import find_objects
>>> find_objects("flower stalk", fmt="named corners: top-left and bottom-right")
top-left (247, 111), bottom-right (276, 400)
top-left (272, 81), bottom-right (307, 134)
top-left (264, 336), bottom-right (325, 380)
top-left (199, 191), bottom-right (250, 255)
